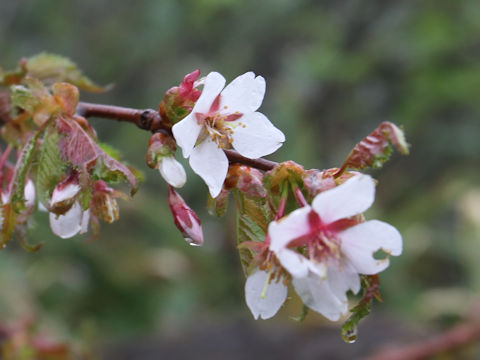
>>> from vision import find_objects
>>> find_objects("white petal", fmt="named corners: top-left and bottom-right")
top-left (340, 220), bottom-right (403, 275)
top-left (172, 113), bottom-right (203, 158)
top-left (230, 112), bottom-right (285, 159)
top-left (159, 156), bottom-right (187, 188)
top-left (245, 269), bottom-right (288, 320)
top-left (50, 183), bottom-right (81, 206)
top-left (220, 72), bottom-right (265, 114)
top-left (24, 180), bottom-right (36, 208)
top-left (268, 206), bottom-right (311, 252)
top-left (312, 174), bottom-right (375, 224)
top-left (194, 72), bottom-right (226, 114)
top-left (275, 248), bottom-right (311, 278)
top-left (49, 201), bottom-right (83, 239)
top-left (327, 262), bottom-right (360, 305)
top-left (80, 209), bottom-right (90, 234)
top-left (293, 272), bottom-right (347, 321)
top-left (189, 138), bottom-right (228, 198)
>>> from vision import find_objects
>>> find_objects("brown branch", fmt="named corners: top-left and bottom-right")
top-left (77, 101), bottom-right (278, 171)
top-left (368, 321), bottom-right (480, 360)
top-left (77, 102), bottom-right (167, 132)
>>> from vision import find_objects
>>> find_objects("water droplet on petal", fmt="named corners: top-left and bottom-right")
top-left (185, 238), bottom-right (201, 246)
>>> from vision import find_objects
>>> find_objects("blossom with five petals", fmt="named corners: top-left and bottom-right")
top-left (246, 174), bottom-right (402, 321)
top-left (172, 72), bottom-right (285, 198)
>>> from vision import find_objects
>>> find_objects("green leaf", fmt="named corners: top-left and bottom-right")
top-left (0, 204), bottom-right (17, 250)
top-left (10, 84), bottom-right (41, 114)
top-left (25, 53), bottom-right (106, 92)
top-left (341, 275), bottom-right (381, 343)
top-left (98, 142), bottom-right (122, 160)
top-left (11, 128), bottom-right (45, 212)
top-left (0, 124), bottom-right (47, 249)
top-left (10, 77), bottom-right (59, 125)
top-left (35, 127), bottom-right (66, 207)
top-left (234, 190), bottom-right (273, 273)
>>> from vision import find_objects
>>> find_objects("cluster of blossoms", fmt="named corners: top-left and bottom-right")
top-left (0, 54), bottom-right (408, 335)
top-left (154, 70), bottom-right (406, 323)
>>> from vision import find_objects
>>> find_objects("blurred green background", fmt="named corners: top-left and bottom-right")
top-left (1, 0), bottom-right (480, 358)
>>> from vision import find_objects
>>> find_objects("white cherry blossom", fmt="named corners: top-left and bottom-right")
top-left (268, 174), bottom-right (402, 321)
top-left (172, 72), bottom-right (285, 198)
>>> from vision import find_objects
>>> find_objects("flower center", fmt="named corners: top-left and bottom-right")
top-left (243, 240), bottom-right (291, 285)
top-left (195, 105), bottom-right (244, 149)
top-left (288, 210), bottom-right (343, 264)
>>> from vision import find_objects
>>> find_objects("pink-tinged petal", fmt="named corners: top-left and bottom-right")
top-left (292, 272), bottom-right (348, 321)
top-left (194, 72), bottom-right (226, 114)
top-left (159, 156), bottom-right (187, 188)
top-left (220, 72), bottom-right (265, 114)
top-left (80, 209), bottom-right (90, 234)
top-left (172, 113), bottom-right (203, 158)
top-left (275, 248), bottom-right (311, 278)
top-left (50, 183), bottom-right (81, 206)
top-left (340, 220), bottom-right (403, 275)
top-left (312, 174), bottom-right (375, 224)
top-left (189, 138), bottom-right (228, 198)
top-left (269, 206), bottom-right (311, 251)
top-left (24, 180), bottom-right (36, 208)
top-left (326, 262), bottom-right (360, 305)
top-left (230, 112), bottom-right (285, 159)
top-left (245, 269), bottom-right (288, 320)
top-left (49, 201), bottom-right (83, 239)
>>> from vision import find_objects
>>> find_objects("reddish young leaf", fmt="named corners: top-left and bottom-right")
top-left (57, 116), bottom-right (138, 193)
top-left (57, 116), bottom-right (98, 168)
top-left (338, 122), bottom-right (409, 174)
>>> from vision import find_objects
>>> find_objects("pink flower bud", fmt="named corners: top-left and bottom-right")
top-left (178, 69), bottom-right (201, 102)
top-left (226, 165), bottom-right (266, 198)
top-left (167, 186), bottom-right (203, 246)
top-left (159, 70), bottom-right (202, 125)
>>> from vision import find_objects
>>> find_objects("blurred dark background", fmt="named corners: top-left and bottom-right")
top-left (1, 0), bottom-right (480, 358)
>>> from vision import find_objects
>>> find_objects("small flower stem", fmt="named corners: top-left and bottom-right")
top-left (76, 102), bottom-right (278, 172)
top-left (292, 183), bottom-right (308, 207)
top-left (275, 185), bottom-right (289, 220)
top-left (333, 162), bottom-right (347, 178)
top-left (261, 270), bottom-right (273, 299)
